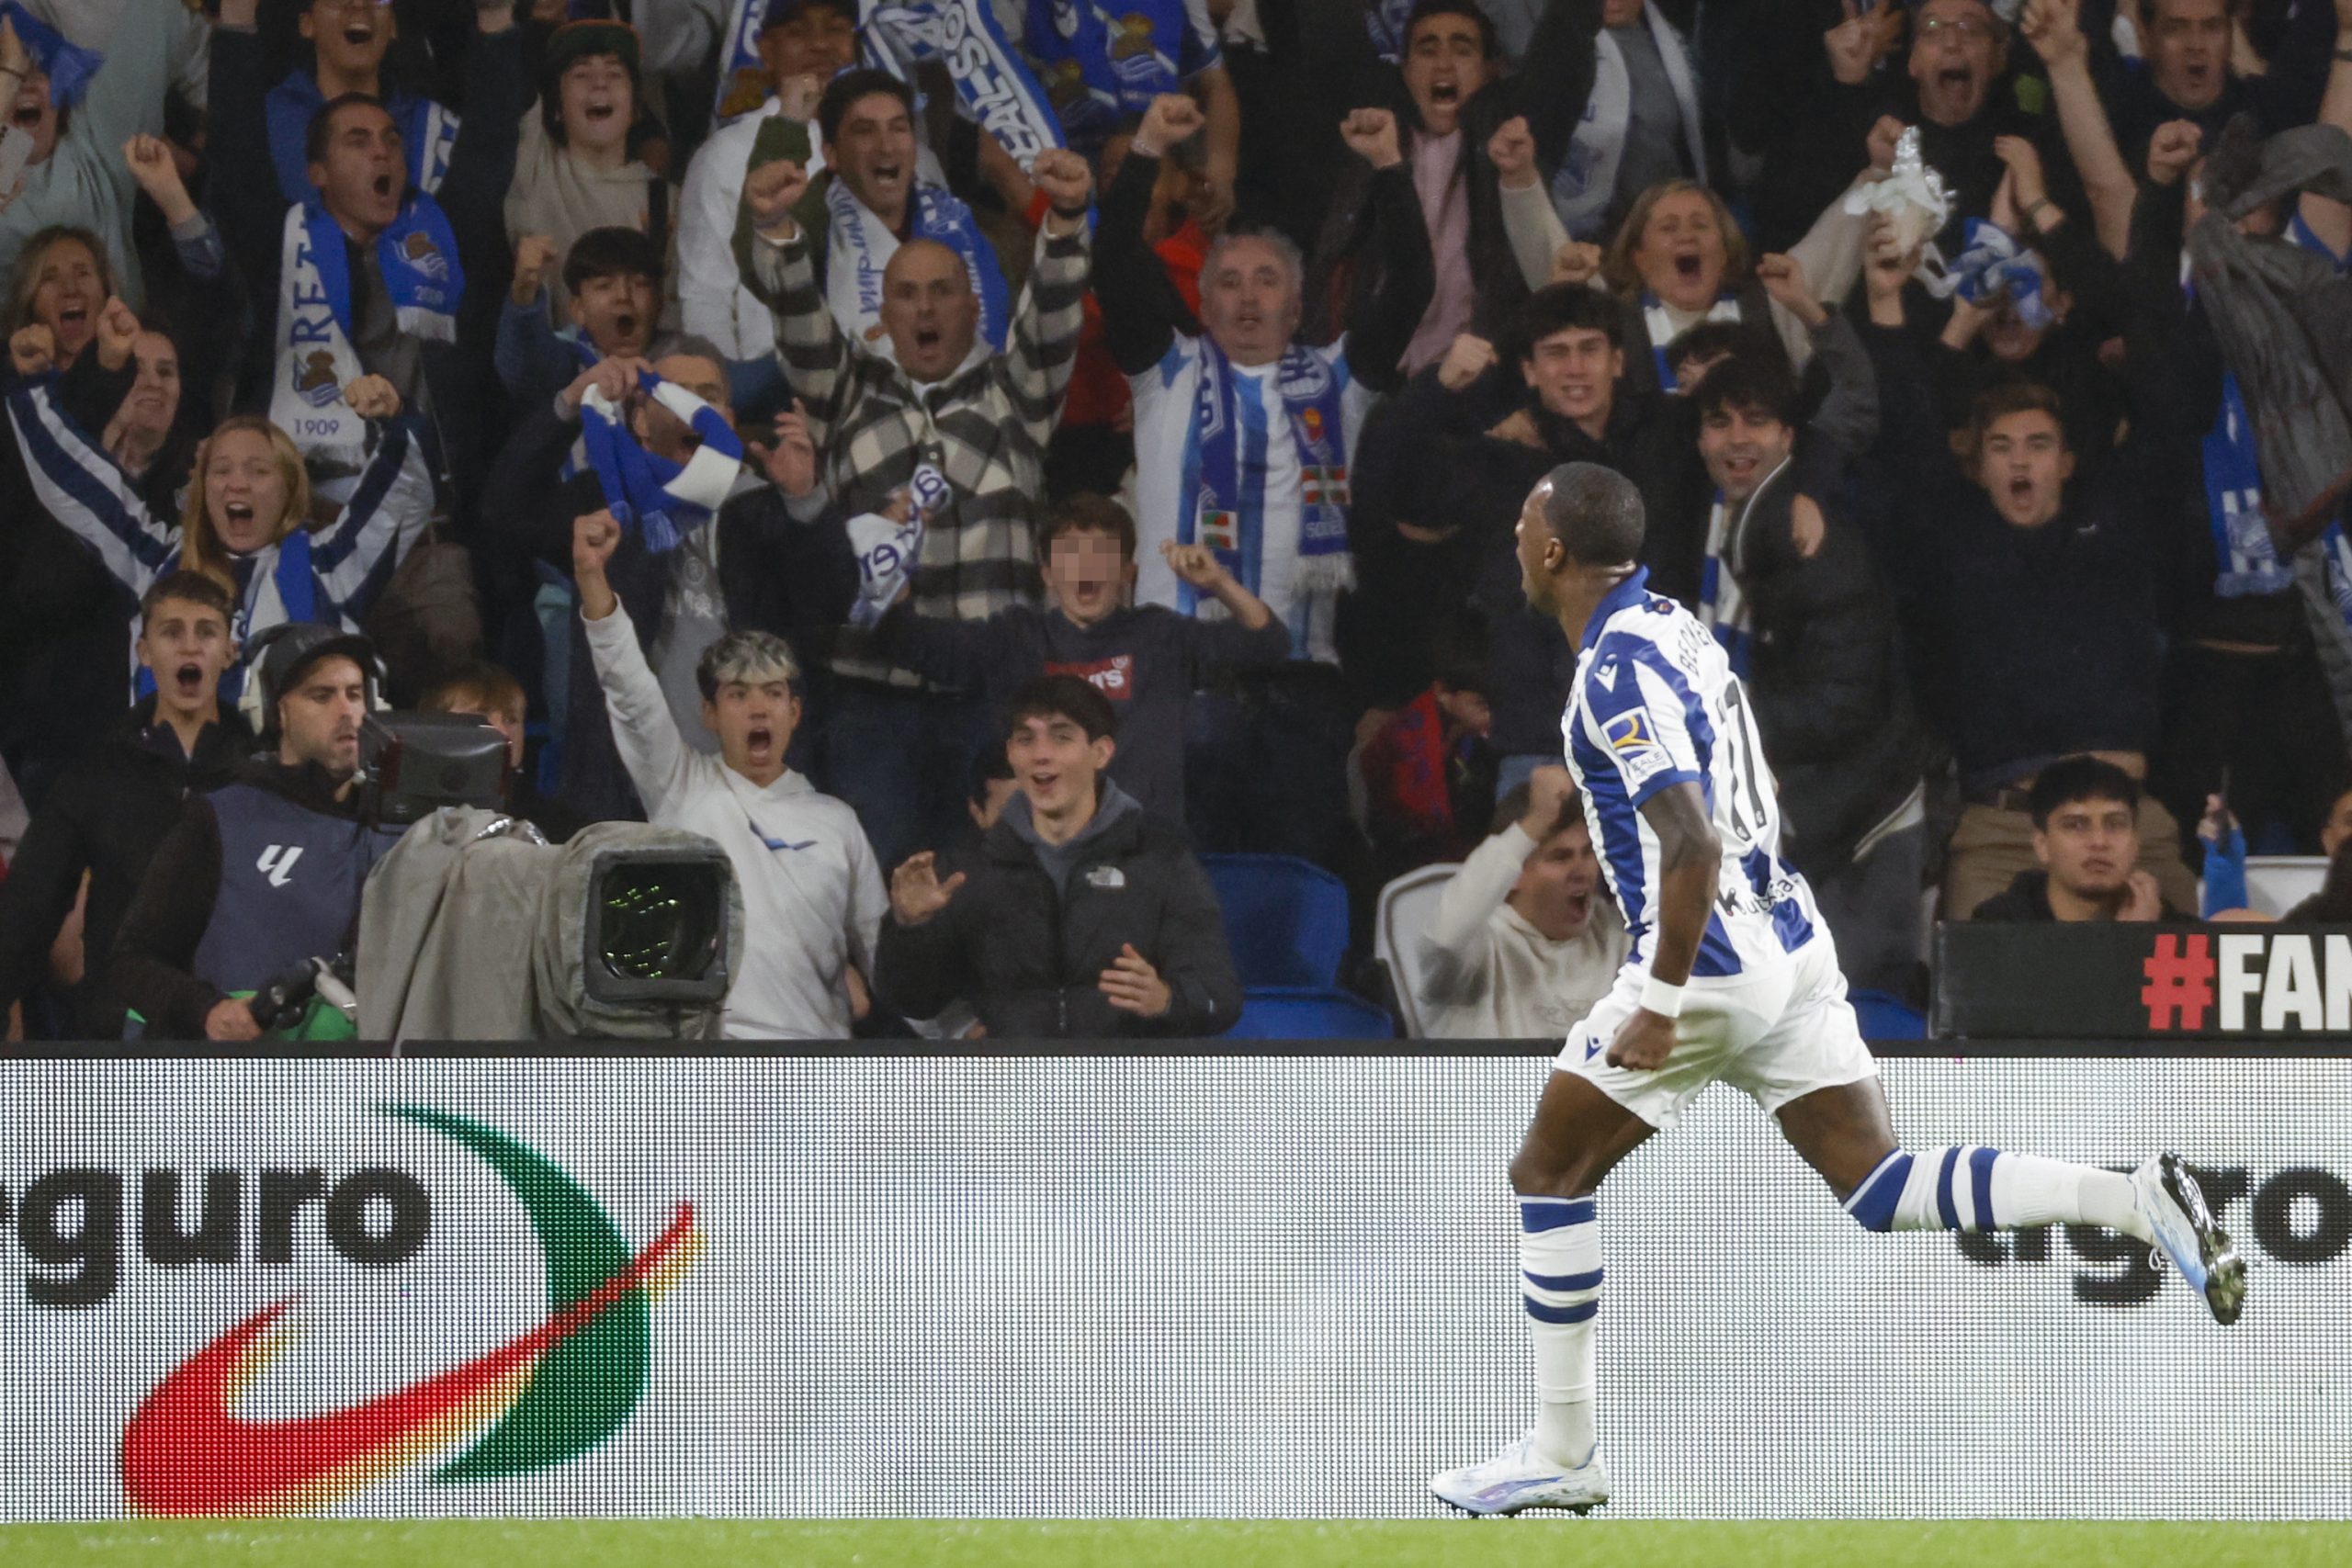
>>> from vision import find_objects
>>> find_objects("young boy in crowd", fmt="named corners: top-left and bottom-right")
top-left (873, 493), bottom-right (1291, 822)
top-left (0, 572), bottom-right (252, 1038)
top-left (418, 660), bottom-right (586, 843)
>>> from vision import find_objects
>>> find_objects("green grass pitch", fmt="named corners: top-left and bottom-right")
top-left (5, 1520), bottom-right (2346, 1568)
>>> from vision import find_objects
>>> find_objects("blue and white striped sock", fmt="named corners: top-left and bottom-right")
top-left (1521, 1195), bottom-right (1600, 1470)
top-left (1844, 1145), bottom-right (2147, 1240)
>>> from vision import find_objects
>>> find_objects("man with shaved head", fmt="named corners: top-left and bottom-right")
top-left (736, 138), bottom-right (1097, 869)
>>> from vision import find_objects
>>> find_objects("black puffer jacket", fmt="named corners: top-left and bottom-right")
top-left (1724, 460), bottom-right (1926, 876)
top-left (875, 787), bottom-right (1242, 1038)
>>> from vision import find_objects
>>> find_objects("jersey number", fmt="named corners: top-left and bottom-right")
top-left (1719, 682), bottom-right (1771, 852)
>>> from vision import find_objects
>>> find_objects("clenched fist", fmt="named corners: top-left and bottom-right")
top-left (1340, 107), bottom-right (1402, 171)
top-left (342, 374), bottom-right (402, 421)
top-left (1135, 93), bottom-right (1205, 159)
top-left (746, 156), bottom-right (811, 236)
top-left (1487, 116), bottom-right (1537, 190)
top-left (573, 507), bottom-right (622, 581)
top-left (10, 322), bottom-right (56, 378)
top-left (95, 297), bottom-right (141, 372)
top-left (2147, 119), bottom-right (2201, 187)
top-left (1032, 147), bottom-right (1095, 218)
top-left (511, 232), bottom-right (558, 306)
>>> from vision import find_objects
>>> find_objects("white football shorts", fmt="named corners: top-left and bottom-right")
top-left (1557, 935), bottom-right (1879, 1130)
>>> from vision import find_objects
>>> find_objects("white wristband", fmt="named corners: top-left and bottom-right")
top-left (1640, 976), bottom-right (1686, 1020)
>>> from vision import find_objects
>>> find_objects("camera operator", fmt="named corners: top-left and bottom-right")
top-left (108, 626), bottom-right (405, 1042)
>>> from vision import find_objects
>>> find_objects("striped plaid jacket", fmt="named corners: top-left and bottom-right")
top-left (746, 222), bottom-right (1091, 687)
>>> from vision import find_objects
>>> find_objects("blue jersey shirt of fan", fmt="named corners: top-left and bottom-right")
top-left (1561, 568), bottom-right (1819, 979)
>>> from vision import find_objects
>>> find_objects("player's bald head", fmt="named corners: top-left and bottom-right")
top-left (1535, 463), bottom-right (1645, 565)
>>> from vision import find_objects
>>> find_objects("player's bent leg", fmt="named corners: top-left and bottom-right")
top-left (1430, 1073), bottom-right (1648, 1517)
top-left (1774, 1081), bottom-right (2245, 1325)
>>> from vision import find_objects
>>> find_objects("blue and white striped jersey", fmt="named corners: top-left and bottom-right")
top-left (1561, 569), bottom-right (1820, 979)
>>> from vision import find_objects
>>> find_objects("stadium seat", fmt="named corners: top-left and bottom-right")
top-left (1201, 853), bottom-right (1351, 989)
top-left (1225, 987), bottom-right (1397, 1040)
top-left (1372, 863), bottom-right (1461, 1038)
top-left (2235, 856), bottom-right (2327, 918)
top-left (1850, 988), bottom-right (1926, 1041)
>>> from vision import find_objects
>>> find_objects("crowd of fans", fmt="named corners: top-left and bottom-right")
top-left (0, 0), bottom-right (2348, 1043)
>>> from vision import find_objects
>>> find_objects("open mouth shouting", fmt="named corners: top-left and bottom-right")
top-left (371, 171), bottom-right (397, 201)
top-left (9, 89), bottom-right (41, 131)
top-left (343, 18), bottom-right (378, 50)
top-left (583, 95), bottom-right (620, 127)
top-left (865, 159), bottom-right (908, 200)
top-left (54, 302), bottom-right (90, 342)
top-left (743, 723), bottom-right (775, 762)
top-left (173, 660), bottom-right (206, 700)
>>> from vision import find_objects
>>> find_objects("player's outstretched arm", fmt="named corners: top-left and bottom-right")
top-left (1610, 782), bottom-right (1719, 1071)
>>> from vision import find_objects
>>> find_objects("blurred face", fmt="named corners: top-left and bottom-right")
top-left (1401, 14), bottom-right (1491, 138)
top-left (1522, 326), bottom-right (1622, 427)
top-left (1976, 409), bottom-right (2074, 527)
top-left (1044, 529), bottom-right (1130, 626)
top-left (2149, 0), bottom-right (2230, 112)
top-left (9, 66), bottom-right (57, 166)
top-left (301, 0), bottom-right (396, 81)
top-left (28, 237), bottom-right (103, 362)
top-left (1517, 490), bottom-right (1565, 613)
top-left (629, 355), bottom-right (734, 461)
top-left (1198, 236), bottom-right (1302, 366)
top-left (2324, 792), bottom-right (2352, 858)
top-left (969, 775), bottom-right (1019, 831)
top-left (759, 4), bottom-right (858, 85)
top-left (879, 241), bottom-right (979, 381)
top-left (1632, 189), bottom-right (1729, 312)
top-left (278, 655), bottom-right (369, 778)
top-left (118, 333), bottom-right (183, 442)
top-left (1008, 713), bottom-right (1114, 824)
top-left (701, 671), bottom-right (799, 786)
top-left (1600, 0), bottom-right (1646, 23)
top-left (831, 91), bottom-right (918, 223)
top-left (204, 428), bottom-right (292, 554)
top-left (559, 54), bottom-right (635, 158)
top-left (572, 270), bottom-right (659, 356)
top-left (1510, 820), bottom-right (1603, 939)
top-left (440, 698), bottom-right (526, 767)
top-left (1698, 401), bottom-right (1794, 505)
top-left (1982, 285), bottom-right (2052, 365)
top-left (1909, 0), bottom-right (2004, 128)
top-left (2034, 794), bottom-right (2140, 908)
top-left (137, 597), bottom-right (234, 721)
top-left (308, 101), bottom-right (406, 234)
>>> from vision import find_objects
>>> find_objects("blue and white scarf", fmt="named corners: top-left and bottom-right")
top-left (0, 1), bottom-right (101, 107)
top-left (1180, 339), bottom-right (1352, 606)
top-left (2205, 372), bottom-right (2352, 626)
top-left (1363, 0), bottom-right (1416, 62)
top-left (1931, 219), bottom-right (2052, 330)
top-left (271, 196), bottom-right (462, 481)
top-left (1697, 491), bottom-right (1754, 679)
top-left (782, 0), bottom-right (1066, 165)
top-left (577, 368), bottom-right (746, 557)
top-left (1642, 290), bottom-right (1740, 390)
top-left (825, 175), bottom-right (1011, 352)
top-left (1024, 0), bottom-right (1210, 149)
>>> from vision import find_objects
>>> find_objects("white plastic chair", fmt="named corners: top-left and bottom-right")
top-left (1374, 863), bottom-right (1461, 1039)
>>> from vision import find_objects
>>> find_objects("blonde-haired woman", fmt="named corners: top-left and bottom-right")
top-left (6, 298), bottom-right (431, 705)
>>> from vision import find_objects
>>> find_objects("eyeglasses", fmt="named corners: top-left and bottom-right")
top-left (1918, 16), bottom-right (1995, 41)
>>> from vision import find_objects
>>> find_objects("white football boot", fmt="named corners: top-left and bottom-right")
top-left (2132, 1152), bottom-right (2246, 1325)
top-left (1430, 1431), bottom-right (1610, 1516)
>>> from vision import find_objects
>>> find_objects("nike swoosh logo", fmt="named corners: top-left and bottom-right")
top-left (120, 1204), bottom-right (695, 1517)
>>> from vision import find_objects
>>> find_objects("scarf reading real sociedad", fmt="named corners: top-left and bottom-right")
top-left (272, 196), bottom-right (461, 478)
top-left (712, 0), bottom-right (1065, 170)
top-left (1181, 339), bottom-right (1352, 606)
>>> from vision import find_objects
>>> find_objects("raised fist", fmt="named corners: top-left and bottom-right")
top-left (2019, 0), bottom-right (2086, 67)
top-left (95, 297), bottom-right (141, 371)
top-left (342, 374), bottom-right (402, 421)
top-left (1867, 115), bottom-right (1907, 174)
top-left (1522, 763), bottom-right (1575, 831)
top-left (1755, 254), bottom-right (1824, 327)
top-left (121, 134), bottom-right (197, 223)
top-left (1340, 107), bottom-right (1402, 171)
top-left (755, 398), bottom-right (819, 498)
top-left (1136, 94), bottom-right (1205, 159)
top-left (1550, 241), bottom-right (1605, 288)
top-left (746, 157), bottom-right (810, 234)
top-left (511, 232), bottom-right (559, 306)
top-left (1160, 538), bottom-right (1229, 592)
top-left (9, 322), bottom-right (55, 378)
top-left (573, 507), bottom-right (622, 579)
top-left (777, 72), bottom-right (824, 124)
top-left (2147, 119), bottom-right (2202, 187)
top-left (1437, 333), bottom-right (1498, 391)
top-left (1031, 147), bottom-right (1095, 215)
top-left (1487, 116), bottom-right (1537, 190)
